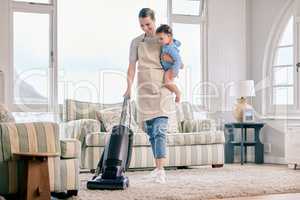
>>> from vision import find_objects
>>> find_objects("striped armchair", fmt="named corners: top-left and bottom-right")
top-left (61, 99), bottom-right (225, 171)
top-left (0, 122), bottom-right (80, 197)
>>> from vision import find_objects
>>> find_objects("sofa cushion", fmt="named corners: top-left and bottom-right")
top-left (96, 106), bottom-right (142, 133)
top-left (180, 119), bottom-right (216, 133)
top-left (85, 131), bottom-right (225, 147)
top-left (85, 132), bottom-right (110, 146)
top-left (86, 132), bottom-right (150, 147)
top-left (0, 104), bottom-right (15, 122)
top-left (63, 99), bottom-right (102, 122)
top-left (60, 139), bottom-right (81, 159)
top-left (167, 131), bottom-right (225, 146)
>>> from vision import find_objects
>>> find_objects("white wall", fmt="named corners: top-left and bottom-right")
top-left (0, 0), bottom-right (10, 104)
top-left (248, 0), bottom-right (296, 163)
top-left (207, 0), bottom-right (247, 112)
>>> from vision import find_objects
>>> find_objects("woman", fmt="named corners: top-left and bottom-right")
top-left (124, 8), bottom-right (174, 183)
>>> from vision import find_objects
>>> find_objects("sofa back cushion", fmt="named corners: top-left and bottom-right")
top-left (63, 99), bottom-right (138, 122)
top-left (0, 122), bottom-right (60, 162)
top-left (0, 104), bottom-right (15, 122)
top-left (176, 102), bottom-right (194, 122)
top-left (63, 99), bottom-right (102, 122)
top-left (180, 119), bottom-right (216, 133)
top-left (96, 106), bottom-right (142, 133)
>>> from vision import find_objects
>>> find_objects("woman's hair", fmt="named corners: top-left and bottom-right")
top-left (156, 24), bottom-right (173, 36)
top-left (139, 8), bottom-right (155, 21)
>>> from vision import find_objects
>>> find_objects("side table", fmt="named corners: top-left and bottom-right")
top-left (224, 122), bottom-right (265, 165)
top-left (13, 152), bottom-right (59, 200)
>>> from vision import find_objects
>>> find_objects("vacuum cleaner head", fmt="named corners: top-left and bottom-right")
top-left (87, 175), bottom-right (129, 190)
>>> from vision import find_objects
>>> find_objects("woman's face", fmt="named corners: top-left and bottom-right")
top-left (139, 17), bottom-right (156, 35)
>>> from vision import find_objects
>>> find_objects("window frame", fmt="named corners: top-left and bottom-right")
top-left (167, 0), bottom-right (208, 108)
top-left (8, 0), bottom-right (57, 112)
top-left (8, 0), bottom-right (208, 112)
top-left (270, 17), bottom-right (296, 109)
top-left (263, 0), bottom-right (299, 116)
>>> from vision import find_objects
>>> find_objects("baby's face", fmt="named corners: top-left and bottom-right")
top-left (157, 33), bottom-right (172, 45)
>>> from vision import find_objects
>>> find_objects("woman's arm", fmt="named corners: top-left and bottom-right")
top-left (124, 63), bottom-right (136, 97)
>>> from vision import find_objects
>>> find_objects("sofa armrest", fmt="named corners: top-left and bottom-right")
top-left (60, 119), bottom-right (101, 144)
top-left (60, 139), bottom-right (81, 159)
top-left (179, 119), bottom-right (216, 133)
top-left (0, 122), bottom-right (60, 162)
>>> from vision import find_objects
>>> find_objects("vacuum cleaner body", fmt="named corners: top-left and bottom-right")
top-left (87, 97), bottom-right (133, 190)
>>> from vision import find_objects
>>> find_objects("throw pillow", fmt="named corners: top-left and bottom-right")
top-left (96, 107), bottom-right (142, 133)
top-left (181, 119), bottom-right (215, 133)
top-left (0, 104), bottom-right (15, 122)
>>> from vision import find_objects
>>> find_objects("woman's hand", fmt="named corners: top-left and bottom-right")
top-left (123, 88), bottom-right (131, 98)
top-left (161, 53), bottom-right (173, 62)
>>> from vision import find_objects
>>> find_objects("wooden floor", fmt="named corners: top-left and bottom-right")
top-left (216, 193), bottom-right (300, 200)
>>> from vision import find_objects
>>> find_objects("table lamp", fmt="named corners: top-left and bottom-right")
top-left (229, 80), bottom-right (256, 122)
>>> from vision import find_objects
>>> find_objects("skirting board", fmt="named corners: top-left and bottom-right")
top-left (233, 154), bottom-right (286, 165)
top-left (264, 155), bottom-right (286, 164)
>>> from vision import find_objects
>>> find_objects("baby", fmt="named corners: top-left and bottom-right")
top-left (156, 24), bottom-right (182, 103)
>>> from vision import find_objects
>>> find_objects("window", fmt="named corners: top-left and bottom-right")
top-left (271, 17), bottom-right (294, 106)
top-left (172, 0), bottom-right (203, 16)
top-left (266, 2), bottom-right (300, 115)
top-left (10, 0), bottom-right (55, 111)
top-left (9, 0), bottom-right (207, 111)
top-left (168, 0), bottom-right (207, 105)
top-left (57, 0), bottom-right (167, 104)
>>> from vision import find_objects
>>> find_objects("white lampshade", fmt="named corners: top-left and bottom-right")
top-left (229, 80), bottom-right (256, 98)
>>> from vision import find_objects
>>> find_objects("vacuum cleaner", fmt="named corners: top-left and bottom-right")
top-left (87, 96), bottom-right (133, 190)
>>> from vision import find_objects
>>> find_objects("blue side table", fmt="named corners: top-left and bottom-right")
top-left (224, 122), bottom-right (265, 165)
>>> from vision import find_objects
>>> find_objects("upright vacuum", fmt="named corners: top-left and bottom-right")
top-left (87, 96), bottom-right (133, 190)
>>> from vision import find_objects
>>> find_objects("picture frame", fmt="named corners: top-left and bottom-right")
top-left (243, 108), bottom-right (255, 123)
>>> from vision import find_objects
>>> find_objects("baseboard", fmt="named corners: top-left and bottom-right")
top-left (264, 155), bottom-right (287, 164)
top-left (233, 154), bottom-right (286, 164)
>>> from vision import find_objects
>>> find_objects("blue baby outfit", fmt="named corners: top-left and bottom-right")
top-left (160, 39), bottom-right (182, 77)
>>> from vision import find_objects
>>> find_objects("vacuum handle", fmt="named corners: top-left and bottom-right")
top-left (119, 96), bottom-right (131, 127)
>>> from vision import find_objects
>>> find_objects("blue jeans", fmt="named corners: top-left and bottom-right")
top-left (144, 117), bottom-right (168, 159)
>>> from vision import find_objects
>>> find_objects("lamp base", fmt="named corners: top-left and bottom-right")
top-left (233, 97), bottom-right (252, 122)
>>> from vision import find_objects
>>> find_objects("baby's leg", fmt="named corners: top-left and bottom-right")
top-left (164, 69), bottom-right (181, 102)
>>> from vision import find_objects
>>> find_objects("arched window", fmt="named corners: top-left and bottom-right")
top-left (271, 16), bottom-right (294, 106)
top-left (263, 0), bottom-right (300, 116)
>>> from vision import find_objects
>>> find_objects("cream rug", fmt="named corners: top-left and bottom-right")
top-left (70, 164), bottom-right (300, 200)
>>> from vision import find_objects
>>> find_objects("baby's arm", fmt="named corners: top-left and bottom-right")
top-left (165, 47), bottom-right (182, 72)
top-left (164, 69), bottom-right (181, 103)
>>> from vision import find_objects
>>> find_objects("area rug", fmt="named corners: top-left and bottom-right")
top-left (69, 164), bottom-right (300, 200)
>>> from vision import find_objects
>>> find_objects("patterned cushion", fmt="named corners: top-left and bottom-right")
top-left (0, 104), bottom-right (15, 122)
top-left (180, 119), bottom-right (216, 133)
top-left (63, 99), bottom-right (137, 122)
top-left (85, 132), bottom-right (110, 146)
top-left (60, 139), bottom-right (81, 159)
top-left (168, 111), bottom-right (179, 133)
top-left (63, 99), bottom-right (102, 122)
top-left (60, 119), bottom-right (101, 142)
top-left (85, 131), bottom-right (224, 147)
top-left (175, 102), bottom-right (194, 122)
top-left (96, 106), bottom-right (142, 133)
top-left (0, 122), bottom-right (60, 162)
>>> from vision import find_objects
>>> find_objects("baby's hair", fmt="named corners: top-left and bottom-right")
top-left (156, 24), bottom-right (173, 36)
